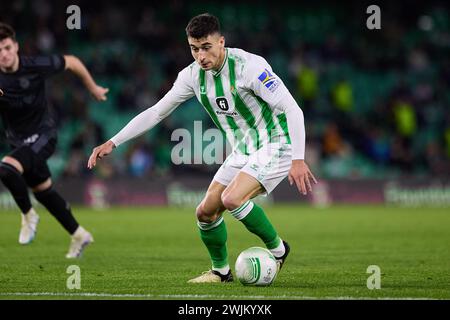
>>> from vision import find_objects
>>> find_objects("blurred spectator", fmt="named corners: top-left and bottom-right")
top-left (297, 66), bottom-right (319, 104)
top-left (331, 80), bottom-right (353, 112)
top-left (445, 128), bottom-right (450, 158)
top-left (392, 100), bottom-right (417, 138)
top-left (126, 140), bottom-right (155, 177)
top-left (390, 136), bottom-right (414, 171)
top-left (63, 120), bottom-right (105, 177)
top-left (321, 123), bottom-right (352, 158)
top-left (365, 127), bottom-right (391, 164)
top-left (424, 142), bottom-right (450, 175)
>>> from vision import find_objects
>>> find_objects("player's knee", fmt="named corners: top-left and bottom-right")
top-left (196, 202), bottom-right (219, 223)
top-left (2, 157), bottom-right (24, 173)
top-left (0, 162), bottom-right (20, 182)
top-left (31, 178), bottom-right (52, 193)
top-left (221, 192), bottom-right (244, 211)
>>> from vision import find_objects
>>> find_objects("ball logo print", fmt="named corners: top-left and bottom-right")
top-left (241, 257), bottom-right (260, 284)
top-left (235, 247), bottom-right (278, 286)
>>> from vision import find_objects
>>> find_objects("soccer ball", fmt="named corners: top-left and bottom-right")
top-left (235, 247), bottom-right (278, 286)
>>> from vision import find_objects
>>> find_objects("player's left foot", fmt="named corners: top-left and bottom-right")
top-left (274, 240), bottom-right (290, 272)
top-left (66, 226), bottom-right (94, 259)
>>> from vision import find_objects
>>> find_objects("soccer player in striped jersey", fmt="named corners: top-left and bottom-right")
top-left (88, 13), bottom-right (317, 283)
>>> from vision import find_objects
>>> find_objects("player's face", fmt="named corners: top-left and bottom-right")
top-left (188, 33), bottom-right (225, 71)
top-left (0, 38), bottom-right (19, 72)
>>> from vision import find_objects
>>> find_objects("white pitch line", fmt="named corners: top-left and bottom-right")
top-left (0, 292), bottom-right (438, 300)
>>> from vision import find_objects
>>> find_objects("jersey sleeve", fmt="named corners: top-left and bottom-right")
top-left (166, 65), bottom-right (196, 103)
top-left (244, 55), bottom-right (289, 106)
top-left (244, 54), bottom-right (306, 160)
top-left (28, 54), bottom-right (66, 77)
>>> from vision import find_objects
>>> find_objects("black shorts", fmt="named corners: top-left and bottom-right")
top-left (7, 133), bottom-right (57, 188)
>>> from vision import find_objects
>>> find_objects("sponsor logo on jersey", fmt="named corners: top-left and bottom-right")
top-left (19, 77), bottom-right (31, 89)
top-left (23, 134), bottom-right (39, 144)
top-left (215, 110), bottom-right (238, 116)
top-left (258, 69), bottom-right (280, 93)
top-left (215, 97), bottom-right (229, 111)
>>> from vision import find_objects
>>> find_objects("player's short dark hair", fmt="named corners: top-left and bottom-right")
top-left (185, 13), bottom-right (221, 39)
top-left (0, 22), bottom-right (16, 42)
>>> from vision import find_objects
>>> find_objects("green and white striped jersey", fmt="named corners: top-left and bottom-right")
top-left (173, 48), bottom-right (293, 155)
top-left (111, 47), bottom-right (305, 159)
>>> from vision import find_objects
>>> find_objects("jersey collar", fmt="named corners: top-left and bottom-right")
top-left (211, 48), bottom-right (228, 77)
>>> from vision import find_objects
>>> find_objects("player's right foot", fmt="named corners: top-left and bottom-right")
top-left (274, 240), bottom-right (290, 272)
top-left (19, 209), bottom-right (39, 245)
top-left (66, 226), bottom-right (94, 259)
top-left (188, 270), bottom-right (234, 283)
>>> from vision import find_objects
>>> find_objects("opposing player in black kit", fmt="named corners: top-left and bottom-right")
top-left (0, 23), bottom-right (108, 258)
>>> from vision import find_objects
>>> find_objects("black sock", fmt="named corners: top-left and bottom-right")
top-left (33, 188), bottom-right (79, 235)
top-left (0, 163), bottom-right (32, 213)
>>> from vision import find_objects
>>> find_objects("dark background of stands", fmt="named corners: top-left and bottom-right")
top-left (1, 0), bottom-right (449, 181)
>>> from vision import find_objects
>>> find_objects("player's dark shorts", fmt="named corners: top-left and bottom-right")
top-left (5, 132), bottom-right (57, 188)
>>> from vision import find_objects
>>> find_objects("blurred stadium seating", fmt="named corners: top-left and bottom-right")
top-left (1, 0), bottom-right (449, 181)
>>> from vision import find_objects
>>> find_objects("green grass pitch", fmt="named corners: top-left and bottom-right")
top-left (0, 205), bottom-right (449, 300)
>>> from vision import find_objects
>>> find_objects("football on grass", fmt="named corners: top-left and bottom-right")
top-left (235, 247), bottom-right (278, 286)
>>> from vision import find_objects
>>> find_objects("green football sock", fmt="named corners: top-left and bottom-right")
top-left (198, 216), bottom-right (229, 269)
top-left (231, 201), bottom-right (281, 249)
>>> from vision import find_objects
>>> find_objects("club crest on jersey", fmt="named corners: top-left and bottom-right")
top-left (215, 97), bottom-right (229, 111)
top-left (258, 68), bottom-right (280, 93)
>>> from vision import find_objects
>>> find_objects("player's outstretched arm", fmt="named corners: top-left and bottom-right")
top-left (64, 55), bottom-right (109, 101)
top-left (88, 140), bottom-right (116, 169)
top-left (86, 66), bottom-right (194, 170)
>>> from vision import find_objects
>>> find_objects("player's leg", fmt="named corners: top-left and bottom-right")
top-left (25, 134), bottom-right (92, 258)
top-left (0, 155), bottom-right (40, 244)
top-left (31, 178), bottom-right (79, 235)
top-left (221, 172), bottom-right (287, 259)
top-left (30, 176), bottom-right (94, 259)
top-left (222, 143), bottom-right (293, 269)
top-left (188, 180), bottom-right (233, 283)
top-left (0, 156), bottom-right (32, 213)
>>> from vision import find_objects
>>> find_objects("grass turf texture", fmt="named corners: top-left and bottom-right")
top-left (0, 205), bottom-right (449, 300)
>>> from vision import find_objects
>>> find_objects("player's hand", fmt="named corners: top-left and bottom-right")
top-left (88, 140), bottom-right (116, 169)
top-left (0, 88), bottom-right (4, 96)
top-left (90, 85), bottom-right (109, 101)
top-left (288, 160), bottom-right (317, 196)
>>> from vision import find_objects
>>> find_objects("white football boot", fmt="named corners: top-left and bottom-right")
top-left (19, 208), bottom-right (40, 245)
top-left (188, 270), bottom-right (233, 283)
top-left (66, 226), bottom-right (94, 259)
